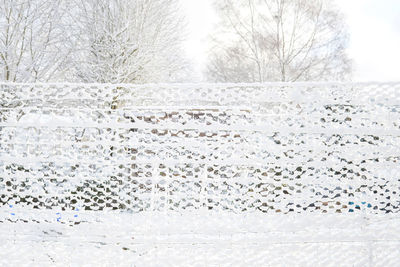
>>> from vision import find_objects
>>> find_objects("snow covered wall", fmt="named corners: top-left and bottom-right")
top-left (0, 82), bottom-right (399, 266)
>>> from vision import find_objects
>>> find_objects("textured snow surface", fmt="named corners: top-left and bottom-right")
top-left (1, 82), bottom-right (400, 266)
top-left (1, 211), bottom-right (400, 266)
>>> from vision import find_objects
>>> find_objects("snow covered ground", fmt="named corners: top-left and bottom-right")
top-left (1, 82), bottom-right (399, 266)
top-left (1, 209), bottom-right (400, 266)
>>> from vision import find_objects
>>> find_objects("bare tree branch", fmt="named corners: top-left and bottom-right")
top-left (206, 0), bottom-right (352, 82)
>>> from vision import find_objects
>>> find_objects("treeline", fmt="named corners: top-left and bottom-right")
top-left (1, 0), bottom-right (352, 84)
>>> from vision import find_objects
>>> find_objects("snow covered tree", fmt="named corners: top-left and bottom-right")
top-left (0, 0), bottom-right (76, 82)
top-left (206, 0), bottom-right (352, 82)
top-left (72, 0), bottom-right (187, 84)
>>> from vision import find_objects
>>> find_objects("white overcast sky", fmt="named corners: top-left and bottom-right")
top-left (182, 0), bottom-right (400, 82)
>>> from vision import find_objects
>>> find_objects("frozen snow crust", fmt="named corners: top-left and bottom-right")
top-left (0, 82), bottom-right (400, 265)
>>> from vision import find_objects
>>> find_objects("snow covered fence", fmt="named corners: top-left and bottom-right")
top-left (0, 82), bottom-right (400, 265)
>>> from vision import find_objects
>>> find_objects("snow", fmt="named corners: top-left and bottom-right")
top-left (1, 82), bottom-right (400, 266)
top-left (1, 210), bottom-right (400, 266)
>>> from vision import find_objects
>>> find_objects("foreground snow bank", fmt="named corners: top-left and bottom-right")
top-left (1, 210), bottom-right (399, 266)
top-left (1, 83), bottom-right (400, 265)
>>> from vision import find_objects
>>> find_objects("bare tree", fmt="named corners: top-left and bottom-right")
top-left (72, 0), bottom-right (187, 84)
top-left (206, 0), bottom-right (352, 82)
top-left (0, 0), bottom-right (75, 82)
